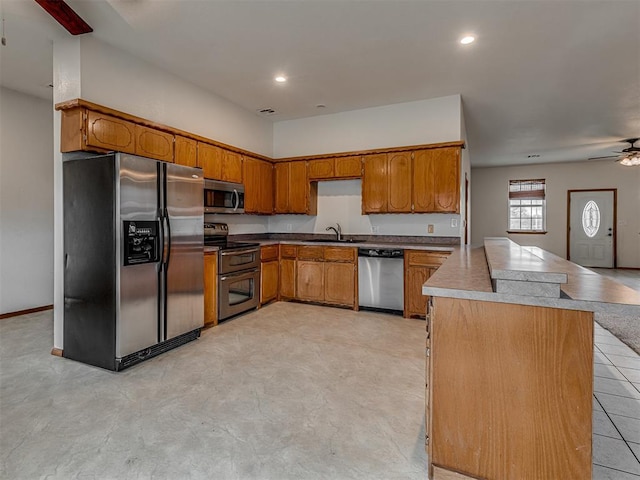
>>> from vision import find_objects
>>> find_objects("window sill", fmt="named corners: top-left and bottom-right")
top-left (507, 230), bottom-right (548, 235)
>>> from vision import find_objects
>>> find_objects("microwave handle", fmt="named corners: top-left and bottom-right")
top-left (233, 189), bottom-right (239, 211)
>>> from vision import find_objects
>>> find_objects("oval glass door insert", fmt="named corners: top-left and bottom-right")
top-left (582, 200), bottom-right (600, 238)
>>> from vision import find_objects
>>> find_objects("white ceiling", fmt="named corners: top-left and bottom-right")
top-left (1, 0), bottom-right (638, 167)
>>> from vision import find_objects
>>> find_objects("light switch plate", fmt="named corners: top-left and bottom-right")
top-left (428, 224), bottom-right (434, 233)
top-left (451, 218), bottom-right (458, 228)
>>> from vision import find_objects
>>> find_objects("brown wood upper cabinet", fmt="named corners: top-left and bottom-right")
top-left (362, 152), bottom-right (412, 213)
top-left (362, 147), bottom-right (461, 214)
top-left (308, 156), bottom-right (362, 180)
top-left (135, 125), bottom-right (174, 162)
top-left (243, 157), bottom-right (273, 215)
top-left (174, 135), bottom-right (198, 168)
top-left (413, 147), bottom-right (460, 213)
top-left (274, 161), bottom-right (317, 214)
top-left (61, 108), bottom-right (137, 154)
top-left (197, 143), bottom-right (243, 182)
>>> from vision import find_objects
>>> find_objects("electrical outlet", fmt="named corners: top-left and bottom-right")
top-left (451, 218), bottom-right (458, 228)
top-left (286, 223), bottom-right (292, 232)
top-left (427, 224), bottom-right (434, 234)
top-left (371, 225), bottom-right (379, 233)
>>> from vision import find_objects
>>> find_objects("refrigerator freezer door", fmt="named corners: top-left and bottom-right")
top-left (164, 163), bottom-right (204, 340)
top-left (117, 154), bottom-right (161, 358)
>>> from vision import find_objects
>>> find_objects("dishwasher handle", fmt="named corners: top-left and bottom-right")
top-left (358, 248), bottom-right (404, 258)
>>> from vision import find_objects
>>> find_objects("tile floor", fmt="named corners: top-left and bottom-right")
top-left (0, 301), bottom-right (639, 479)
top-left (593, 321), bottom-right (640, 478)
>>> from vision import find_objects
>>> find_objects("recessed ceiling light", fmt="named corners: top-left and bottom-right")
top-left (275, 75), bottom-right (287, 83)
top-left (460, 35), bottom-right (475, 45)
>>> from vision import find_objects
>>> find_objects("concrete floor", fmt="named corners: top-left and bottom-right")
top-left (2, 300), bottom-right (640, 479)
top-left (1, 303), bottom-right (427, 480)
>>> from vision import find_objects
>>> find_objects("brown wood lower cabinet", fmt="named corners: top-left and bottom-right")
top-left (427, 297), bottom-right (593, 480)
top-left (204, 252), bottom-right (218, 326)
top-left (404, 250), bottom-right (450, 318)
top-left (296, 261), bottom-right (325, 302)
top-left (324, 262), bottom-right (355, 306)
top-left (260, 245), bottom-right (279, 305)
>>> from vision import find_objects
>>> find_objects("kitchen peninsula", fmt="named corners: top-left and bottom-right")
top-left (421, 238), bottom-right (640, 480)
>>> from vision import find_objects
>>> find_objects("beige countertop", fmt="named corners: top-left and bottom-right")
top-left (423, 240), bottom-right (640, 317)
top-left (204, 246), bottom-right (220, 254)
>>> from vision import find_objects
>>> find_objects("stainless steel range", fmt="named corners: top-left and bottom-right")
top-left (204, 223), bottom-right (260, 321)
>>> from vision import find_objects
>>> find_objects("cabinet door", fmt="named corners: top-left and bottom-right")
top-left (259, 160), bottom-right (274, 214)
top-left (388, 151), bottom-right (412, 212)
top-left (414, 148), bottom-right (461, 213)
top-left (335, 156), bottom-right (362, 178)
top-left (288, 161), bottom-right (308, 214)
top-left (242, 157), bottom-right (261, 214)
top-left (279, 258), bottom-right (296, 299)
top-left (175, 136), bottom-right (198, 168)
top-left (433, 147), bottom-right (460, 213)
top-left (413, 149), bottom-right (436, 212)
top-left (198, 142), bottom-right (223, 180)
top-left (85, 110), bottom-right (135, 154)
top-left (222, 150), bottom-right (243, 183)
top-left (135, 125), bottom-right (174, 162)
top-left (308, 158), bottom-right (334, 179)
top-left (324, 262), bottom-right (355, 306)
top-left (261, 260), bottom-right (279, 304)
top-left (274, 163), bottom-right (290, 213)
top-left (296, 261), bottom-right (324, 302)
top-left (204, 253), bottom-right (218, 326)
top-left (362, 153), bottom-right (388, 213)
top-left (404, 265), bottom-right (430, 318)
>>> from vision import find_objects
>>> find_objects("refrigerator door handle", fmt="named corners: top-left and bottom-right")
top-left (164, 209), bottom-right (172, 266)
top-left (157, 212), bottom-right (165, 272)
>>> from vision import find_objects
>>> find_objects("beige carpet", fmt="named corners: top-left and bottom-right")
top-left (596, 313), bottom-right (640, 355)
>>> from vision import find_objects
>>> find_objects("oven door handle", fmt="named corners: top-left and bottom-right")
top-left (220, 248), bottom-right (258, 256)
top-left (220, 269), bottom-right (258, 282)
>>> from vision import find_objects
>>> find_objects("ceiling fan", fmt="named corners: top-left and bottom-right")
top-left (589, 138), bottom-right (640, 166)
top-left (34, 0), bottom-right (93, 35)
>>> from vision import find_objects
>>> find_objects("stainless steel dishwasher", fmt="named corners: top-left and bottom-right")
top-left (358, 248), bottom-right (404, 314)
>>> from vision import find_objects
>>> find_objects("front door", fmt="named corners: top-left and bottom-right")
top-left (568, 190), bottom-right (616, 268)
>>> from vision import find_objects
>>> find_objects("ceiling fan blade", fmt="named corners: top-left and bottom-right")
top-left (34, 0), bottom-right (93, 35)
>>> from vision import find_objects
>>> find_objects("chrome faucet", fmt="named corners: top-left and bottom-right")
top-left (326, 223), bottom-right (342, 241)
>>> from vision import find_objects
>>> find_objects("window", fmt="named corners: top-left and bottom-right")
top-left (508, 179), bottom-right (546, 233)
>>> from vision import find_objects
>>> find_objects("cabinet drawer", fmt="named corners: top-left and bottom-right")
top-left (324, 246), bottom-right (356, 262)
top-left (297, 245), bottom-right (324, 261)
top-left (280, 244), bottom-right (297, 259)
top-left (261, 245), bottom-right (279, 262)
top-left (406, 250), bottom-right (449, 267)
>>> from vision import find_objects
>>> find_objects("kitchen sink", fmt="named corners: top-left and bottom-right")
top-left (306, 238), bottom-right (366, 244)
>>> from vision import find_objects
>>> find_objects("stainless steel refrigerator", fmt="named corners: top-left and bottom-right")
top-left (63, 153), bottom-right (204, 371)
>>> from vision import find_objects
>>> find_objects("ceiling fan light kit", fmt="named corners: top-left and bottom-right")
top-left (617, 138), bottom-right (640, 166)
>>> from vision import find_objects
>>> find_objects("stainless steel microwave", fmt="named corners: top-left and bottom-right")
top-left (204, 179), bottom-right (245, 214)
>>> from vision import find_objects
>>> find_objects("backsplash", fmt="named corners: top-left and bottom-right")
top-left (210, 179), bottom-right (462, 238)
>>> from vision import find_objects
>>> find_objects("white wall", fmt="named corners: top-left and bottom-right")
top-left (79, 37), bottom-right (273, 156)
top-left (267, 180), bottom-right (460, 237)
top-left (263, 95), bottom-right (465, 238)
top-left (273, 95), bottom-right (462, 158)
top-left (0, 88), bottom-right (54, 314)
top-left (471, 161), bottom-right (640, 268)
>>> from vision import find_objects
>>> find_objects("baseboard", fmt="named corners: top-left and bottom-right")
top-left (617, 267), bottom-right (640, 271)
top-left (0, 304), bottom-right (53, 320)
top-left (51, 348), bottom-right (63, 357)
